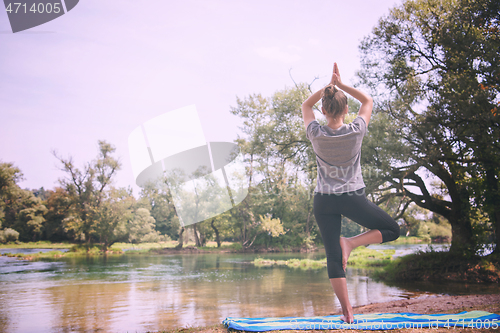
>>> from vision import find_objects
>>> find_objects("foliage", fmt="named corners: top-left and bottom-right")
top-left (139, 181), bottom-right (181, 240)
top-left (91, 188), bottom-right (132, 251)
top-left (341, 217), bottom-right (365, 238)
top-left (0, 227), bottom-right (19, 243)
top-left (229, 84), bottom-right (321, 249)
top-left (128, 207), bottom-right (161, 243)
top-left (42, 187), bottom-right (73, 241)
top-left (0, 162), bottom-right (46, 241)
top-left (357, 0), bottom-right (500, 254)
top-left (54, 141), bottom-right (128, 250)
top-left (259, 214), bottom-right (285, 237)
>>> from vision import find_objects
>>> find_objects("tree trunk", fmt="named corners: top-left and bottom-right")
top-left (84, 231), bottom-right (91, 252)
top-left (199, 232), bottom-right (206, 247)
top-left (193, 224), bottom-right (201, 247)
top-left (448, 189), bottom-right (476, 254)
top-left (175, 227), bottom-right (185, 249)
top-left (305, 208), bottom-right (311, 237)
top-left (481, 166), bottom-right (500, 254)
top-left (211, 218), bottom-right (221, 247)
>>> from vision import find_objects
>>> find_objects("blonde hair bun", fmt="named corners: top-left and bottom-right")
top-left (322, 84), bottom-right (347, 119)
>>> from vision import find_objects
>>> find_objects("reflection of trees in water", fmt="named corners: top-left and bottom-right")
top-left (48, 282), bottom-right (130, 332)
top-left (0, 292), bottom-right (10, 333)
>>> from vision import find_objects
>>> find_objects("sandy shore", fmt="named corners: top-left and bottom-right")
top-left (348, 293), bottom-right (500, 316)
top-left (167, 293), bottom-right (500, 333)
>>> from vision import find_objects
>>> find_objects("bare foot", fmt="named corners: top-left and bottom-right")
top-left (339, 237), bottom-right (354, 271)
top-left (340, 310), bottom-right (354, 324)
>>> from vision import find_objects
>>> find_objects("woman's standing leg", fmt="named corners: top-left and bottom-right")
top-left (313, 193), bottom-right (354, 323)
top-left (330, 278), bottom-right (354, 323)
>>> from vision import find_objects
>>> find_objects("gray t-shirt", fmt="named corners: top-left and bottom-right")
top-left (306, 116), bottom-right (367, 194)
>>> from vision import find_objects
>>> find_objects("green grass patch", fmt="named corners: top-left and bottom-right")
top-left (384, 236), bottom-right (431, 245)
top-left (253, 246), bottom-right (396, 270)
top-left (348, 246), bottom-right (395, 267)
top-left (0, 241), bottom-right (73, 249)
top-left (111, 242), bottom-right (167, 251)
top-left (2, 250), bottom-right (66, 260)
top-left (1, 245), bottom-right (126, 260)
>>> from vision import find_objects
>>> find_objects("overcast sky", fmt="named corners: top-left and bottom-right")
top-left (1, 0), bottom-right (402, 196)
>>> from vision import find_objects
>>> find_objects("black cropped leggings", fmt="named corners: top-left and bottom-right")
top-left (313, 188), bottom-right (400, 279)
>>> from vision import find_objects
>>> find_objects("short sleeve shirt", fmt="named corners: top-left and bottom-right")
top-left (306, 116), bottom-right (367, 194)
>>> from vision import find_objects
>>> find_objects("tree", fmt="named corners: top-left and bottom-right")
top-left (230, 84), bottom-right (323, 249)
top-left (128, 207), bottom-right (161, 243)
top-left (92, 187), bottom-right (132, 251)
top-left (0, 162), bottom-right (46, 241)
top-left (54, 141), bottom-right (121, 247)
top-left (139, 181), bottom-right (180, 241)
top-left (43, 187), bottom-right (73, 241)
top-left (357, 0), bottom-right (500, 254)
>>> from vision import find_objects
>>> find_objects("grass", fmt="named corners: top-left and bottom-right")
top-left (384, 236), bottom-right (431, 245)
top-left (1, 241), bottom-right (244, 259)
top-left (253, 246), bottom-right (396, 270)
top-left (0, 240), bottom-right (73, 249)
top-left (1, 244), bottom-right (124, 260)
top-left (2, 250), bottom-right (66, 260)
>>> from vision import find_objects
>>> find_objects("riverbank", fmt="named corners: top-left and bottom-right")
top-left (0, 236), bottom-right (431, 251)
top-left (375, 250), bottom-right (500, 283)
top-left (162, 293), bottom-right (500, 333)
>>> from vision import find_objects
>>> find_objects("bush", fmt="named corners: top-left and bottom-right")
top-left (229, 242), bottom-right (243, 251)
top-left (139, 232), bottom-right (160, 243)
top-left (417, 222), bottom-right (452, 241)
top-left (0, 228), bottom-right (19, 243)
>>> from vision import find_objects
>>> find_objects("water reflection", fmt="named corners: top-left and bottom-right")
top-left (0, 246), bottom-right (496, 332)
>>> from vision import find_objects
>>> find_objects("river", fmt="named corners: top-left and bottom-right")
top-left (0, 244), bottom-right (495, 332)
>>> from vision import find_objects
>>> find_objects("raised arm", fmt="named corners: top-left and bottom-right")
top-left (301, 64), bottom-right (339, 129)
top-left (332, 63), bottom-right (373, 126)
top-left (301, 87), bottom-right (323, 130)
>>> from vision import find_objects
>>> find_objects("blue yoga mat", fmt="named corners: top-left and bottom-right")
top-left (223, 311), bottom-right (500, 331)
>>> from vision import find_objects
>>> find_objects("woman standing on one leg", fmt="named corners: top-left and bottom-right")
top-left (301, 63), bottom-right (400, 324)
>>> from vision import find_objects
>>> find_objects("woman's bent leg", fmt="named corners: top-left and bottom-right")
top-left (337, 188), bottom-right (399, 271)
top-left (341, 189), bottom-right (400, 243)
top-left (339, 230), bottom-right (382, 271)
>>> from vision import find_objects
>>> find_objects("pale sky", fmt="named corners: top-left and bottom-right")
top-left (1, 0), bottom-right (402, 196)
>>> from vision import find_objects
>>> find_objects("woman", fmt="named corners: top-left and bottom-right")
top-left (301, 63), bottom-right (400, 323)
